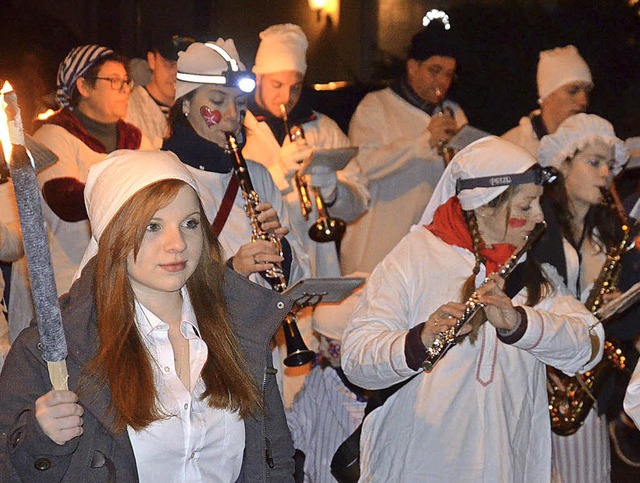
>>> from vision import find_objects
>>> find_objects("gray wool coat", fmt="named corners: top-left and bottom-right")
top-left (0, 260), bottom-right (295, 482)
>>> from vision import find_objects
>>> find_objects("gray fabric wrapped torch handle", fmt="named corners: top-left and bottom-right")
top-left (4, 89), bottom-right (68, 389)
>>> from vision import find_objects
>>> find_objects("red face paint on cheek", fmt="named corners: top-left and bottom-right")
top-left (508, 217), bottom-right (527, 228)
top-left (200, 106), bottom-right (221, 127)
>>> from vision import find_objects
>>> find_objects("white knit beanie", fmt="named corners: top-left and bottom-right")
top-left (537, 45), bottom-right (592, 102)
top-left (252, 24), bottom-right (308, 75)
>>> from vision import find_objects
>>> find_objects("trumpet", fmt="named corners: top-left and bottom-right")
top-left (279, 104), bottom-right (346, 243)
top-left (280, 104), bottom-right (313, 220)
top-left (434, 88), bottom-right (456, 166)
top-left (226, 131), bottom-right (314, 366)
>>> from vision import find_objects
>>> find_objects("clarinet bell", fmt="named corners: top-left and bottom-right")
top-left (283, 314), bottom-right (315, 367)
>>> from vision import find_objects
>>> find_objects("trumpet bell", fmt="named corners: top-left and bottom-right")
top-left (308, 216), bottom-right (346, 243)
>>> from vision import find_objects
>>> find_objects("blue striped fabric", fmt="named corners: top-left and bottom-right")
top-left (55, 45), bottom-right (114, 108)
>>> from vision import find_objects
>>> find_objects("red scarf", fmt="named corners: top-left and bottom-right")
top-left (34, 108), bottom-right (142, 153)
top-left (425, 197), bottom-right (516, 274)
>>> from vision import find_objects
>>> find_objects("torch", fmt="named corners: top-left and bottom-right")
top-left (0, 82), bottom-right (68, 390)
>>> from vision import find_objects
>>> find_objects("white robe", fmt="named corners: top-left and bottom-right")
top-left (341, 227), bottom-right (603, 482)
top-left (502, 111), bottom-right (541, 157)
top-left (342, 87), bottom-right (467, 274)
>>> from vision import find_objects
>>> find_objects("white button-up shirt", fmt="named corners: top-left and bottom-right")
top-left (127, 289), bottom-right (245, 482)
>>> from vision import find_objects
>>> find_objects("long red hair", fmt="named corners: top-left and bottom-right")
top-left (83, 179), bottom-right (260, 432)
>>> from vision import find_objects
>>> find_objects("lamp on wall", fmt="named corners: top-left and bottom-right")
top-left (308, 0), bottom-right (338, 23)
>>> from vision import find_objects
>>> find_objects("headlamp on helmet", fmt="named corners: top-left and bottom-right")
top-left (176, 43), bottom-right (256, 93)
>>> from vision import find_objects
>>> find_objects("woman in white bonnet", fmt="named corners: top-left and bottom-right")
top-left (535, 112), bottom-right (640, 481)
top-left (0, 150), bottom-right (295, 481)
top-left (341, 136), bottom-right (602, 481)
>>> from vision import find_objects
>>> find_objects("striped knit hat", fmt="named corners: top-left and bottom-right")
top-left (56, 45), bottom-right (114, 108)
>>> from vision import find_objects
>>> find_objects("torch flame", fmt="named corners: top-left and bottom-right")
top-left (37, 109), bottom-right (55, 121)
top-left (0, 81), bottom-right (13, 163)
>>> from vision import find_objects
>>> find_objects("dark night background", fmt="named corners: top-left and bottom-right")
top-left (1, 0), bottom-right (639, 138)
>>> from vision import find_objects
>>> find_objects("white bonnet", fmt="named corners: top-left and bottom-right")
top-left (537, 45), bottom-right (592, 102)
top-left (75, 150), bottom-right (199, 279)
top-left (420, 136), bottom-right (537, 225)
top-left (537, 113), bottom-right (628, 175)
top-left (175, 38), bottom-right (246, 100)
top-left (253, 24), bottom-right (308, 75)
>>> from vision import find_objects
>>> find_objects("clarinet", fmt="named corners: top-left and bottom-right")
top-left (225, 132), bottom-right (287, 292)
top-left (422, 221), bottom-right (546, 372)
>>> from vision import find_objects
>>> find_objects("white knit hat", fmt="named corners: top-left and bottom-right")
top-left (75, 150), bottom-right (200, 278)
top-left (420, 136), bottom-right (537, 225)
top-left (175, 38), bottom-right (247, 100)
top-left (252, 24), bottom-right (308, 75)
top-left (537, 45), bottom-right (592, 102)
top-left (537, 113), bottom-right (628, 175)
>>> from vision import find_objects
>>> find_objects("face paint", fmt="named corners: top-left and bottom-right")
top-left (508, 217), bottom-right (527, 228)
top-left (200, 106), bottom-right (221, 128)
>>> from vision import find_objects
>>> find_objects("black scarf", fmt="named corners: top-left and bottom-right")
top-left (162, 113), bottom-right (233, 173)
top-left (390, 75), bottom-right (438, 115)
top-left (248, 94), bottom-right (316, 146)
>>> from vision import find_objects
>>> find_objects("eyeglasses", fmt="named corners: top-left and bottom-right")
top-left (89, 76), bottom-right (134, 91)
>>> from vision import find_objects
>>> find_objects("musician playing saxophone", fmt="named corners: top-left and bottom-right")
top-left (163, 38), bottom-right (311, 291)
top-left (341, 136), bottom-right (603, 482)
top-left (534, 113), bottom-right (640, 479)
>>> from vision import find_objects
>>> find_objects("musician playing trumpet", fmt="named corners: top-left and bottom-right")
top-left (243, 24), bottom-right (369, 279)
top-left (534, 114), bottom-right (640, 480)
top-left (341, 137), bottom-right (603, 482)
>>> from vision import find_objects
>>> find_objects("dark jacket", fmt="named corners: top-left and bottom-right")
top-left (0, 259), bottom-right (295, 482)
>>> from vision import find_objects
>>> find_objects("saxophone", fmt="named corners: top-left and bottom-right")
top-left (225, 132), bottom-right (287, 291)
top-left (548, 188), bottom-right (630, 436)
top-left (422, 222), bottom-right (546, 372)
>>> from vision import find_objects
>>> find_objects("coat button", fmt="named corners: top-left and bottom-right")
top-left (34, 458), bottom-right (51, 471)
top-left (276, 301), bottom-right (284, 309)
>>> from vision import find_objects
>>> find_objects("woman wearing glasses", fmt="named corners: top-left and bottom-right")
top-left (22, 46), bottom-right (153, 339)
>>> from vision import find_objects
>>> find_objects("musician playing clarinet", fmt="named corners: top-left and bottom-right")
top-left (163, 38), bottom-right (310, 289)
top-left (341, 136), bottom-right (603, 482)
top-left (534, 113), bottom-right (640, 480)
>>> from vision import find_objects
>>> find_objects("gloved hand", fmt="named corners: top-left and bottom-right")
top-left (277, 142), bottom-right (314, 181)
top-left (310, 170), bottom-right (338, 203)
